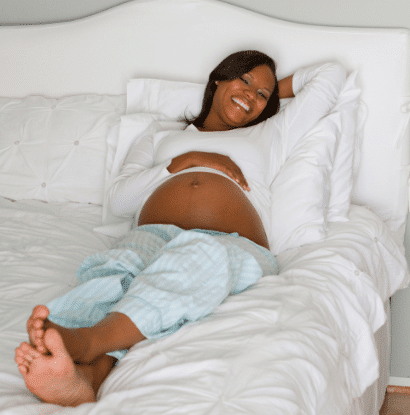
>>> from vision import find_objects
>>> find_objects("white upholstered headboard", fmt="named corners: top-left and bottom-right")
top-left (1, 0), bottom-right (409, 237)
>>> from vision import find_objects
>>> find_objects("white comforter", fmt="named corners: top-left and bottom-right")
top-left (0, 198), bottom-right (408, 415)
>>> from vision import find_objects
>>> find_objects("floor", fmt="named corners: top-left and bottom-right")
top-left (379, 387), bottom-right (410, 415)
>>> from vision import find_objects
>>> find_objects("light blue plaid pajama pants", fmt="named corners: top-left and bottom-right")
top-left (47, 224), bottom-right (278, 359)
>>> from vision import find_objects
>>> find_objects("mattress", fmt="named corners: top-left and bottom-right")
top-left (0, 197), bottom-right (407, 414)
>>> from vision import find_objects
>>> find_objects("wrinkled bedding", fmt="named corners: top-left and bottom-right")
top-left (0, 197), bottom-right (408, 415)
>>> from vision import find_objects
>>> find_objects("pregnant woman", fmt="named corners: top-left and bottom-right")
top-left (14, 50), bottom-right (346, 406)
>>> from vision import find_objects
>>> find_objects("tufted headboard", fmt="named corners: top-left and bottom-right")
top-left (0, 0), bottom-right (409, 238)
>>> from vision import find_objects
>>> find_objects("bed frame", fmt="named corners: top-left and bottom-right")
top-left (1, 0), bottom-right (409, 236)
top-left (0, 0), bottom-right (409, 413)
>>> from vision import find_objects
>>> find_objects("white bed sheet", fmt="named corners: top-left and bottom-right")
top-left (0, 198), bottom-right (111, 377)
top-left (0, 201), bottom-right (408, 415)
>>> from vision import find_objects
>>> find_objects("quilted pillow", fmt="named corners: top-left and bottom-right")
top-left (0, 94), bottom-right (125, 205)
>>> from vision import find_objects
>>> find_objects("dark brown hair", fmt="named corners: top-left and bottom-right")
top-left (185, 50), bottom-right (280, 129)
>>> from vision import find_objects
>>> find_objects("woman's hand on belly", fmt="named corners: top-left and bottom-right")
top-left (167, 151), bottom-right (250, 192)
top-left (138, 172), bottom-right (269, 249)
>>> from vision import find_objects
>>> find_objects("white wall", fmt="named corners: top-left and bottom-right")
top-left (1, 0), bottom-right (410, 379)
top-left (223, 0), bottom-right (410, 29)
top-left (0, 0), bottom-right (130, 25)
top-left (1, 0), bottom-right (410, 28)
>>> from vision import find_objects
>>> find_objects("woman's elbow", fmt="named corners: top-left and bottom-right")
top-left (107, 183), bottom-right (128, 218)
top-left (108, 181), bottom-right (141, 219)
top-left (320, 62), bottom-right (347, 101)
top-left (326, 62), bottom-right (347, 86)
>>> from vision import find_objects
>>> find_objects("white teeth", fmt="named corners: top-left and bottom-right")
top-left (232, 97), bottom-right (250, 112)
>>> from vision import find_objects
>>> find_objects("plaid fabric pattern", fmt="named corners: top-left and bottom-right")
top-left (47, 224), bottom-right (277, 359)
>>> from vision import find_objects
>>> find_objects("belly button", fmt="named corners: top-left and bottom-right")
top-left (190, 179), bottom-right (200, 187)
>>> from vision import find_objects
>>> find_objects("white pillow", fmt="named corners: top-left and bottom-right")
top-left (0, 94), bottom-right (125, 205)
top-left (126, 79), bottom-right (205, 119)
top-left (327, 71), bottom-right (366, 222)
top-left (269, 112), bottom-right (340, 254)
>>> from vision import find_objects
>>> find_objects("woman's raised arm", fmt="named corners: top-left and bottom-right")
top-left (277, 75), bottom-right (295, 99)
top-left (274, 62), bottom-right (346, 161)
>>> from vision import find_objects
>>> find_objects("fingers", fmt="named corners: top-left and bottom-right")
top-left (177, 152), bottom-right (251, 191)
top-left (211, 154), bottom-right (248, 191)
top-left (236, 171), bottom-right (250, 192)
top-left (232, 174), bottom-right (250, 191)
top-left (226, 166), bottom-right (249, 192)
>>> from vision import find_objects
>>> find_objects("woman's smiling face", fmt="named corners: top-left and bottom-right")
top-left (202, 65), bottom-right (276, 131)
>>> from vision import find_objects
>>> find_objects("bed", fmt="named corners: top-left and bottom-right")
top-left (0, 0), bottom-right (409, 414)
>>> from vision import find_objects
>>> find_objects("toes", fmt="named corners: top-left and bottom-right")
top-left (15, 355), bottom-right (30, 369)
top-left (43, 328), bottom-right (69, 357)
top-left (15, 342), bottom-right (41, 375)
top-left (15, 347), bottom-right (24, 358)
top-left (27, 307), bottom-right (51, 354)
top-left (17, 342), bottom-right (41, 361)
top-left (27, 305), bottom-right (49, 329)
top-left (15, 354), bottom-right (25, 366)
top-left (36, 344), bottom-right (48, 354)
top-left (19, 342), bottom-right (31, 352)
top-left (33, 328), bottom-right (45, 344)
top-left (32, 319), bottom-right (45, 330)
top-left (27, 316), bottom-right (34, 331)
top-left (32, 305), bottom-right (50, 320)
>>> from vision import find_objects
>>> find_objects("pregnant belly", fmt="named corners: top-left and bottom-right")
top-left (138, 172), bottom-right (269, 249)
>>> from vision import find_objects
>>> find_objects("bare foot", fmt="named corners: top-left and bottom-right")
top-left (26, 305), bottom-right (95, 363)
top-left (27, 305), bottom-right (50, 354)
top-left (26, 306), bottom-right (145, 364)
top-left (15, 328), bottom-right (96, 407)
